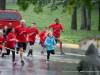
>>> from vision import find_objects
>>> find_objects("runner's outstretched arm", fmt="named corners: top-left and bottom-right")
top-left (48, 27), bottom-right (51, 31)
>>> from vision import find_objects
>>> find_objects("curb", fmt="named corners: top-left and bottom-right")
top-left (56, 44), bottom-right (79, 48)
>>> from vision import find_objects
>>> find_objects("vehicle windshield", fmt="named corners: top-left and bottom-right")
top-left (0, 12), bottom-right (21, 20)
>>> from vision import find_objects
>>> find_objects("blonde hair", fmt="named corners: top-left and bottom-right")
top-left (47, 31), bottom-right (52, 37)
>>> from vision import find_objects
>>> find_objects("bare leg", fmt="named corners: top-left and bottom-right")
top-left (56, 38), bottom-right (63, 53)
top-left (0, 50), bottom-right (1, 55)
top-left (42, 47), bottom-right (45, 51)
top-left (20, 47), bottom-right (23, 61)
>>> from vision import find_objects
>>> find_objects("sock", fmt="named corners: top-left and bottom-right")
top-left (30, 49), bottom-right (33, 55)
top-left (28, 51), bottom-right (31, 55)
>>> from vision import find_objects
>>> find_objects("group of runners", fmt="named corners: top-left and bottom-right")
top-left (0, 18), bottom-right (65, 65)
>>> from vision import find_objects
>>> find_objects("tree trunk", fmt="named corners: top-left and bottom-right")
top-left (71, 6), bottom-right (77, 30)
top-left (86, 9), bottom-right (91, 30)
top-left (0, 0), bottom-right (6, 10)
top-left (13, 0), bottom-right (15, 4)
top-left (80, 5), bottom-right (87, 30)
top-left (98, 1), bottom-right (100, 31)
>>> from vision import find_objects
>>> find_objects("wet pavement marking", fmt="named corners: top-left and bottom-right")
top-left (67, 61), bottom-right (73, 63)
top-left (60, 61), bottom-right (65, 62)
top-left (53, 60), bottom-right (57, 61)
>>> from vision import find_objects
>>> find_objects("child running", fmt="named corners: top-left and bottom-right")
top-left (2, 27), bottom-right (18, 65)
top-left (39, 27), bottom-right (48, 54)
top-left (27, 23), bottom-right (39, 57)
top-left (45, 31), bottom-right (56, 63)
top-left (0, 31), bottom-right (5, 55)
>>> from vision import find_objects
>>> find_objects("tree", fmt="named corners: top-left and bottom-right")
top-left (13, 0), bottom-right (15, 4)
top-left (98, 0), bottom-right (100, 31)
top-left (17, 0), bottom-right (93, 30)
top-left (80, 5), bottom-right (87, 30)
top-left (0, 0), bottom-right (6, 10)
top-left (71, 6), bottom-right (77, 30)
top-left (86, 9), bottom-right (91, 30)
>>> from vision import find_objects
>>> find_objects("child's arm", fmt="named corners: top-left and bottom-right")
top-left (60, 24), bottom-right (64, 32)
top-left (7, 34), bottom-right (16, 42)
top-left (53, 41), bottom-right (56, 45)
top-left (45, 38), bottom-right (50, 46)
top-left (53, 40), bottom-right (56, 48)
top-left (36, 29), bottom-right (39, 39)
top-left (39, 32), bottom-right (43, 37)
top-left (9, 39), bottom-right (15, 41)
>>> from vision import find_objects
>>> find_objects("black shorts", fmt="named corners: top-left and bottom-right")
top-left (55, 36), bottom-right (59, 42)
top-left (47, 50), bottom-right (55, 55)
top-left (18, 42), bottom-right (26, 50)
top-left (0, 48), bottom-right (2, 51)
top-left (39, 42), bottom-right (46, 48)
top-left (29, 41), bottom-right (34, 46)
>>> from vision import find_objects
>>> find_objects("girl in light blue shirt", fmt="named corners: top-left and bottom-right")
top-left (45, 31), bottom-right (56, 63)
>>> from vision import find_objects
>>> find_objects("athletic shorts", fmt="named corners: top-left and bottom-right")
top-left (0, 48), bottom-right (2, 51)
top-left (29, 41), bottom-right (34, 46)
top-left (47, 50), bottom-right (55, 55)
top-left (39, 42), bottom-right (46, 48)
top-left (18, 42), bottom-right (26, 50)
top-left (55, 36), bottom-right (59, 42)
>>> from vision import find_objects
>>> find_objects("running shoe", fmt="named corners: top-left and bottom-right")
top-left (21, 60), bottom-right (25, 66)
top-left (27, 54), bottom-right (29, 57)
top-left (41, 51), bottom-right (44, 54)
top-left (31, 55), bottom-right (34, 57)
top-left (46, 61), bottom-right (49, 63)
top-left (12, 62), bottom-right (17, 66)
top-left (61, 52), bottom-right (65, 55)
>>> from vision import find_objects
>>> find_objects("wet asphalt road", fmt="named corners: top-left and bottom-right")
top-left (0, 38), bottom-right (85, 75)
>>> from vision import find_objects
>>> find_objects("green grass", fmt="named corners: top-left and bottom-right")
top-left (6, 1), bottom-right (100, 44)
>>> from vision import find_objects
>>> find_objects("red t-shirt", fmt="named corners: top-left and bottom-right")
top-left (49, 23), bottom-right (64, 37)
top-left (28, 28), bottom-right (39, 42)
top-left (39, 31), bottom-right (47, 43)
top-left (6, 33), bottom-right (15, 48)
top-left (0, 36), bottom-right (5, 48)
top-left (15, 25), bottom-right (28, 43)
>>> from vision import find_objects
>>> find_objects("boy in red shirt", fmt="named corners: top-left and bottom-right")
top-left (0, 31), bottom-right (5, 55)
top-left (27, 23), bottom-right (39, 57)
top-left (14, 20), bottom-right (28, 65)
top-left (2, 28), bottom-right (18, 65)
top-left (48, 18), bottom-right (65, 55)
top-left (39, 27), bottom-right (47, 54)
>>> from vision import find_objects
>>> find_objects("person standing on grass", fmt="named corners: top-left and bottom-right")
top-left (45, 31), bottom-right (56, 63)
top-left (2, 28), bottom-right (18, 65)
top-left (27, 23), bottom-right (39, 57)
top-left (48, 18), bottom-right (65, 55)
top-left (14, 20), bottom-right (28, 65)
top-left (39, 27), bottom-right (48, 54)
top-left (0, 31), bottom-right (5, 55)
